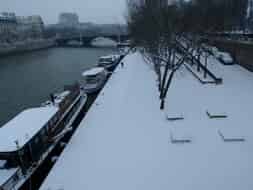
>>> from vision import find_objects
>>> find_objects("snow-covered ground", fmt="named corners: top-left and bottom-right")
top-left (40, 52), bottom-right (253, 190)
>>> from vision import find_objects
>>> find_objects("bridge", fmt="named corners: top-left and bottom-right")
top-left (56, 34), bottom-right (130, 47)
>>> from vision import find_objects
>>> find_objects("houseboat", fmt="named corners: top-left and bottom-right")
top-left (97, 55), bottom-right (121, 71)
top-left (0, 83), bottom-right (87, 190)
top-left (81, 67), bottom-right (108, 94)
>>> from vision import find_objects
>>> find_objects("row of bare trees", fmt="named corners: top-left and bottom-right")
top-left (126, 0), bottom-right (248, 110)
top-left (127, 0), bottom-right (183, 110)
top-left (127, 0), bottom-right (249, 41)
top-left (179, 0), bottom-right (249, 33)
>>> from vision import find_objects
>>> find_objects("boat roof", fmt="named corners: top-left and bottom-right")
top-left (100, 54), bottom-right (120, 59)
top-left (82, 67), bottom-right (105, 77)
top-left (99, 55), bottom-right (114, 59)
top-left (0, 107), bottom-right (58, 152)
top-left (40, 53), bottom-right (253, 190)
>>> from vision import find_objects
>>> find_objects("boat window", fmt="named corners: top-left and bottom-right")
top-left (99, 57), bottom-right (113, 62)
top-left (41, 129), bottom-right (46, 136)
top-left (46, 123), bottom-right (51, 131)
top-left (34, 137), bottom-right (40, 144)
top-left (49, 119), bottom-right (55, 126)
top-left (86, 75), bottom-right (100, 83)
top-left (53, 116), bottom-right (58, 123)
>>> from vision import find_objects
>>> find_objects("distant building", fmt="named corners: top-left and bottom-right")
top-left (16, 15), bottom-right (44, 39)
top-left (0, 12), bottom-right (17, 42)
top-left (59, 13), bottom-right (79, 27)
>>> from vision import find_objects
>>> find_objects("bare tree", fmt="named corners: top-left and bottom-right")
top-left (126, 0), bottom-right (249, 110)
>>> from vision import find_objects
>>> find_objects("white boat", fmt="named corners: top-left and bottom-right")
top-left (97, 55), bottom-right (121, 70)
top-left (0, 84), bottom-right (87, 190)
top-left (81, 67), bottom-right (108, 94)
top-left (41, 90), bottom-right (71, 107)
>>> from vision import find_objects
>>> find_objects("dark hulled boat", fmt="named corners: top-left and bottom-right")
top-left (0, 84), bottom-right (87, 190)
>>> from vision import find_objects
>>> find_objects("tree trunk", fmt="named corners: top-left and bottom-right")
top-left (204, 54), bottom-right (208, 79)
top-left (197, 51), bottom-right (201, 72)
top-left (163, 70), bottom-right (175, 99)
top-left (159, 70), bottom-right (175, 110)
top-left (160, 99), bottom-right (165, 110)
top-left (160, 48), bottom-right (172, 99)
top-left (191, 48), bottom-right (194, 65)
top-left (155, 61), bottom-right (162, 91)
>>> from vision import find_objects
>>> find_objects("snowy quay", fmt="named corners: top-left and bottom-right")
top-left (40, 51), bottom-right (253, 190)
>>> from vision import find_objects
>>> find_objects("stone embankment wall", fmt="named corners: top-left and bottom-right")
top-left (0, 39), bottom-right (55, 56)
top-left (210, 39), bottom-right (253, 72)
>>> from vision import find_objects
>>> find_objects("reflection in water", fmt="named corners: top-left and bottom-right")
top-left (0, 47), bottom-right (116, 126)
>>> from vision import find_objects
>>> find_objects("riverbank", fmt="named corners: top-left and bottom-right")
top-left (0, 39), bottom-right (55, 56)
top-left (40, 51), bottom-right (253, 190)
top-left (19, 50), bottom-right (126, 190)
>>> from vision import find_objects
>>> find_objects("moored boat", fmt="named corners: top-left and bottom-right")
top-left (97, 55), bottom-right (121, 71)
top-left (0, 83), bottom-right (87, 190)
top-left (81, 67), bottom-right (108, 94)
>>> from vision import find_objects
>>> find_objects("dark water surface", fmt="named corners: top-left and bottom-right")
top-left (0, 47), bottom-right (116, 126)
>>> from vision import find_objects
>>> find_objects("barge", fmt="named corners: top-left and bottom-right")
top-left (81, 67), bottom-right (108, 94)
top-left (97, 55), bottom-right (120, 71)
top-left (0, 83), bottom-right (87, 190)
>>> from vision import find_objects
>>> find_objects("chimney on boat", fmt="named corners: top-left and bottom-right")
top-left (50, 93), bottom-right (55, 105)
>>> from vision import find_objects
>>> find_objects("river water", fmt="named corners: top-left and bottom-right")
top-left (0, 47), bottom-right (116, 126)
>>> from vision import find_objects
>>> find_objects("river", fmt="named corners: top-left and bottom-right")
top-left (0, 47), bottom-right (116, 126)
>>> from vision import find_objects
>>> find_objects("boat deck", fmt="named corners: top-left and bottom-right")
top-left (0, 107), bottom-right (59, 152)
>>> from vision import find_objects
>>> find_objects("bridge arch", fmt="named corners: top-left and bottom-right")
top-left (56, 34), bottom-right (130, 47)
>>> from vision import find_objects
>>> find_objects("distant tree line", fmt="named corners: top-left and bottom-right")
top-left (179, 0), bottom-right (249, 33)
top-left (127, 0), bottom-right (249, 42)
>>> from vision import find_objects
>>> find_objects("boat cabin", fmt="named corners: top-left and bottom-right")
top-left (98, 55), bottom-right (114, 64)
top-left (81, 67), bottom-right (108, 93)
top-left (0, 107), bottom-right (59, 171)
top-left (0, 84), bottom-right (86, 190)
top-left (97, 55), bottom-right (120, 70)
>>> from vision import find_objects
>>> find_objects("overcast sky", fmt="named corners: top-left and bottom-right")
top-left (1, 0), bottom-right (127, 24)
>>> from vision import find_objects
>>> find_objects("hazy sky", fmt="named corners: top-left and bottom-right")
top-left (1, 0), bottom-right (127, 24)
